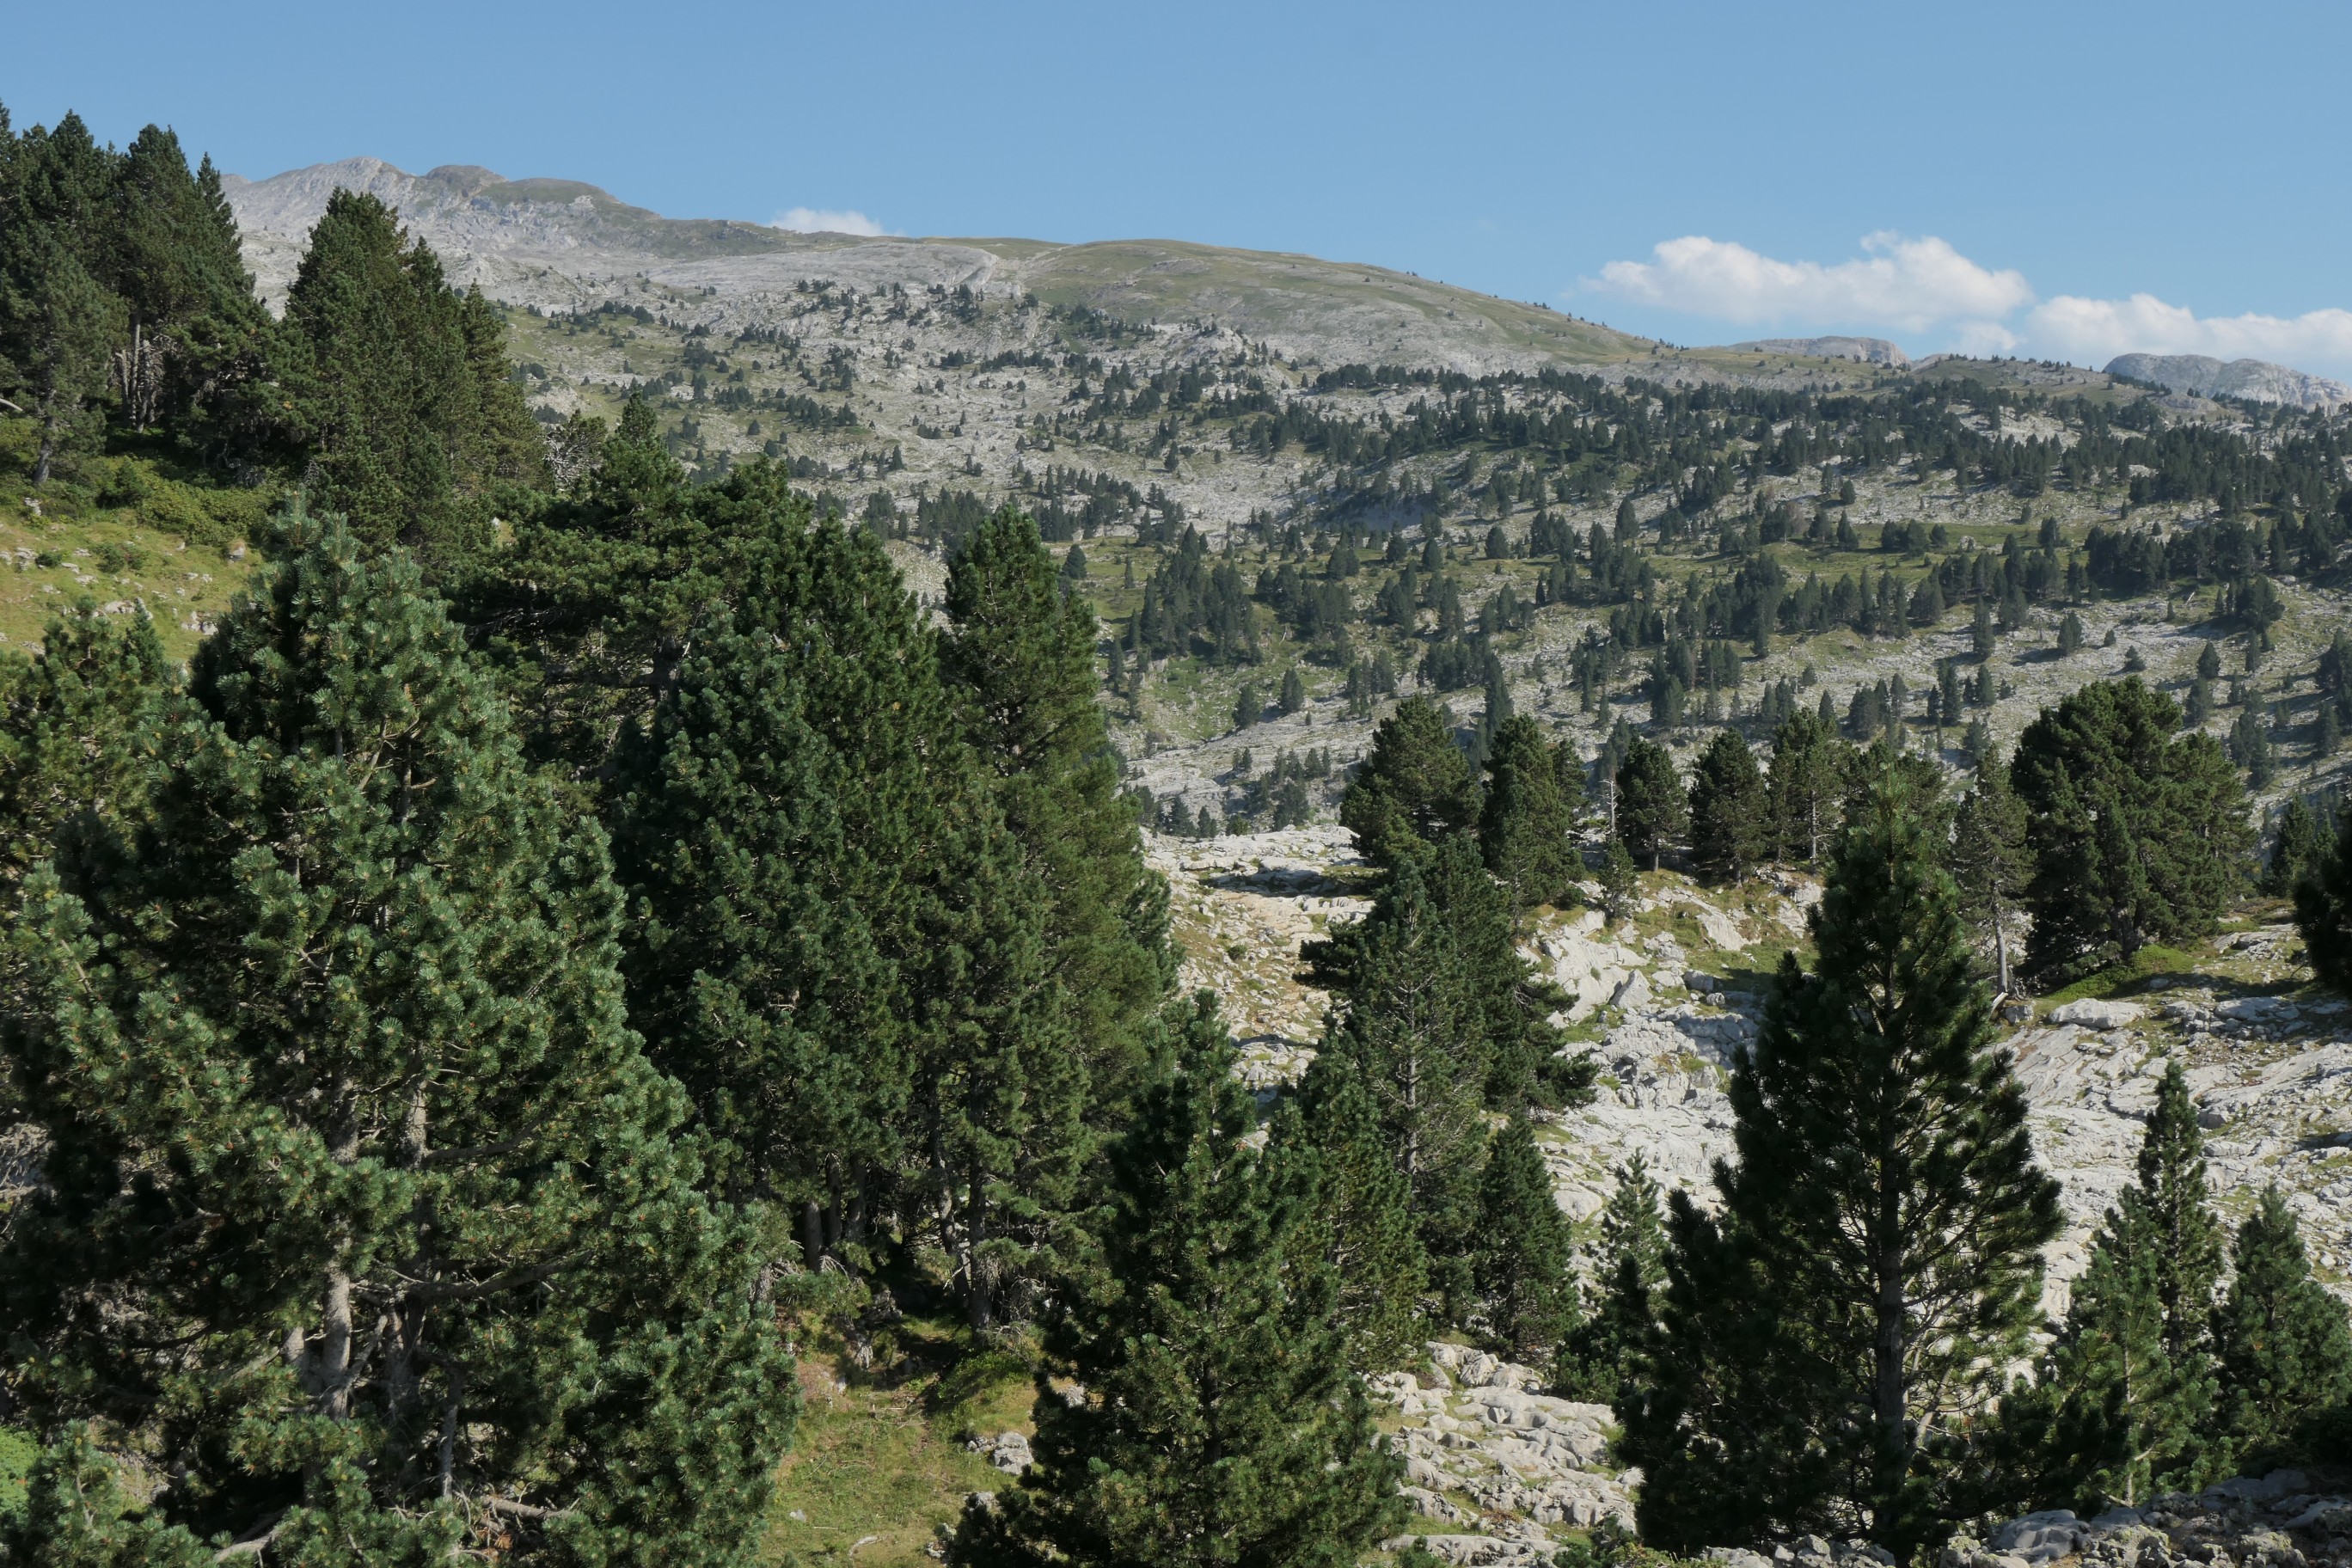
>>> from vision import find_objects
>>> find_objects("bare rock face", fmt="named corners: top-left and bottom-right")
top-left (1731, 336), bottom-right (1912, 366)
top-left (2105, 352), bottom-right (2352, 411)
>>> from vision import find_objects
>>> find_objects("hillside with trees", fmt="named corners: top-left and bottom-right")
top-left (1, 105), bottom-right (2350, 1568)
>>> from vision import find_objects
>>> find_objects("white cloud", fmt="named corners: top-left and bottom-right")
top-left (2024, 293), bottom-right (2352, 377)
top-left (771, 206), bottom-right (888, 236)
top-left (1589, 232), bottom-right (2033, 334)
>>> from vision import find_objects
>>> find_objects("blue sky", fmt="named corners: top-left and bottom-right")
top-left (11, 1), bottom-right (2352, 374)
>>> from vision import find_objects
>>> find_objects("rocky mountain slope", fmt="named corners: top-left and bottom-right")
top-left (2106, 352), bottom-right (2352, 411)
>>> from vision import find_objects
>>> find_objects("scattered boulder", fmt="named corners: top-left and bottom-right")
top-left (2051, 1000), bottom-right (2145, 1030)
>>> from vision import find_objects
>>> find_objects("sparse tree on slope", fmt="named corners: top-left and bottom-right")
top-left (1687, 727), bottom-right (1770, 883)
top-left (1948, 750), bottom-right (2032, 995)
top-left (1340, 694), bottom-right (1470, 867)
top-left (2214, 1185), bottom-right (2352, 1465)
top-left (1625, 773), bottom-right (2061, 1557)
top-left (949, 995), bottom-right (1406, 1568)
top-left (1479, 713), bottom-right (1579, 917)
top-left (2294, 807), bottom-right (2352, 997)
top-left (1614, 733), bottom-right (1685, 871)
top-left (2011, 679), bottom-right (2251, 977)
top-left (1472, 1114), bottom-right (1577, 1364)
top-left (1555, 1155), bottom-right (1666, 1404)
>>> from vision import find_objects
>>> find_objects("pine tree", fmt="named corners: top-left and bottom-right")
top-left (1471, 1114), bottom-right (1577, 1363)
top-left (1424, 834), bottom-right (1590, 1112)
top-left (2012, 679), bottom-right (2252, 977)
top-left (1341, 694), bottom-right (1471, 867)
top-left (944, 505), bottom-right (1173, 1112)
top-left (1479, 713), bottom-right (1578, 917)
top-left (0, 602), bottom-right (173, 895)
top-left (950, 995), bottom-right (1406, 1568)
top-left (2262, 797), bottom-right (2327, 897)
top-left (1280, 1052), bottom-right (1429, 1371)
top-left (2005, 1060), bottom-right (2224, 1509)
top-left (1302, 854), bottom-right (1491, 1284)
top-left (1687, 728), bottom-right (1770, 882)
top-left (1767, 708), bottom-right (1847, 866)
top-left (1279, 665), bottom-right (1307, 714)
top-left (1615, 734), bottom-right (1686, 870)
top-left (0, 517), bottom-right (793, 1562)
top-left (2214, 1185), bottom-right (2352, 1464)
top-left (1596, 835), bottom-right (1640, 922)
top-left (1556, 1156), bottom-right (1666, 1403)
top-left (2297, 807), bottom-right (2352, 996)
top-left (1625, 772), bottom-right (2061, 1556)
top-left (1948, 750), bottom-right (2032, 995)
top-left (280, 190), bottom-right (543, 561)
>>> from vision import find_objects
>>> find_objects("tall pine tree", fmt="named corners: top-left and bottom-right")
top-left (943, 505), bottom-right (1172, 1111)
top-left (1478, 713), bottom-right (1578, 918)
top-left (1277, 1052), bottom-right (1428, 1372)
top-left (0, 516), bottom-right (793, 1564)
top-left (1687, 728), bottom-right (1770, 883)
top-left (1556, 1155), bottom-right (1666, 1404)
top-left (1472, 1115), bottom-right (1577, 1363)
top-left (949, 995), bottom-right (1406, 1568)
top-left (2214, 1185), bottom-right (2352, 1465)
top-left (1340, 694), bottom-right (1470, 867)
top-left (1626, 772), bottom-right (2060, 1556)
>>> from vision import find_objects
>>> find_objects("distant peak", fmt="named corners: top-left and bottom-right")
top-left (422, 164), bottom-right (504, 192)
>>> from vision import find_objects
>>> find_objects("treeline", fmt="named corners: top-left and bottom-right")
top-left (0, 107), bottom-right (546, 559)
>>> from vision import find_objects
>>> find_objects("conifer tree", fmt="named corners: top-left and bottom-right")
top-left (1614, 734), bottom-right (1686, 870)
top-left (1278, 1053), bottom-right (1428, 1371)
top-left (2003, 1060), bottom-right (2223, 1510)
top-left (2297, 807), bottom-right (2352, 996)
top-left (1596, 835), bottom-right (1640, 922)
top-left (1478, 713), bottom-right (1578, 916)
top-left (0, 518), bottom-right (793, 1563)
top-left (280, 190), bottom-right (542, 560)
top-left (944, 505), bottom-right (1173, 1111)
top-left (1422, 833), bottom-right (1590, 1112)
top-left (1340, 693), bottom-right (1470, 866)
top-left (1687, 728), bottom-right (1770, 882)
top-left (1625, 774), bottom-right (2061, 1556)
top-left (2214, 1185), bottom-right (2352, 1463)
top-left (0, 602), bottom-right (172, 895)
top-left (950, 995), bottom-right (1406, 1568)
top-left (1303, 854), bottom-right (1491, 1281)
top-left (1555, 1156), bottom-right (1666, 1403)
top-left (2263, 796), bottom-right (2327, 897)
top-left (1948, 750), bottom-right (2032, 994)
top-left (1472, 1115), bottom-right (1577, 1363)
top-left (2012, 679), bottom-right (2252, 976)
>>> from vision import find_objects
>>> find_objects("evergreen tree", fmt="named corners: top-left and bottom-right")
top-left (0, 518), bottom-right (793, 1563)
top-left (1596, 835), bottom-right (1640, 922)
top-left (280, 190), bottom-right (543, 560)
top-left (1615, 734), bottom-right (1686, 870)
top-left (950, 995), bottom-right (1406, 1568)
top-left (1687, 728), bottom-right (1770, 883)
top-left (0, 602), bottom-right (172, 897)
top-left (1472, 1116), bottom-right (1577, 1363)
top-left (2002, 1060), bottom-right (2224, 1510)
top-left (1280, 1052), bottom-right (1429, 1371)
top-left (1556, 1156), bottom-right (1666, 1403)
top-left (2012, 680), bottom-right (2252, 977)
top-left (2261, 796), bottom-right (2327, 897)
top-left (944, 505), bottom-right (1173, 1112)
top-left (1947, 750), bottom-right (2032, 995)
top-left (1423, 833), bottom-right (1590, 1112)
top-left (1279, 665), bottom-right (1306, 714)
top-left (1302, 855), bottom-right (1491, 1284)
top-left (1767, 708), bottom-right (1847, 866)
top-left (1340, 694), bottom-right (1470, 867)
top-left (1625, 774), bottom-right (2061, 1556)
top-left (2296, 807), bottom-right (2352, 996)
top-left (1479, 713), bottom-right (1578, 917)
top-left (2214, 1185), bottom-right (2352, 1463)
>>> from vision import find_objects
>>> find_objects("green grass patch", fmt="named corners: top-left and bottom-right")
top-left (2041, 945), bottom-right (2200, 1007)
